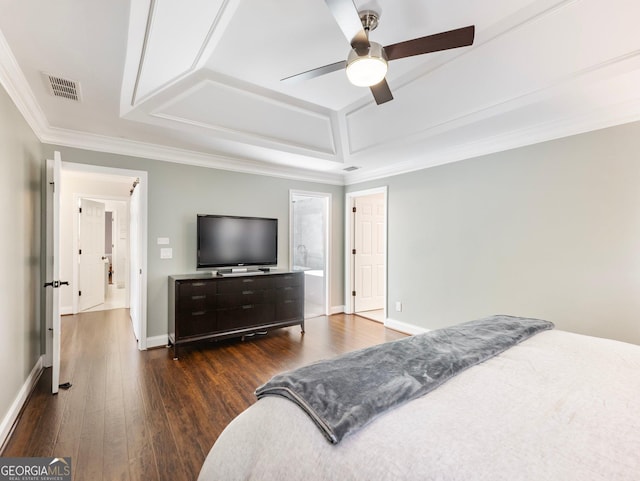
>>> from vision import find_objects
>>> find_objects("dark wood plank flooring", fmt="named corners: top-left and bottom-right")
top-left (2, 309), bottom-right (405, 480)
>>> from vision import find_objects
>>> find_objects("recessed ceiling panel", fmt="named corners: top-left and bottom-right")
top-left (153, 79), bottom-right (336, 155)
top-left (135, 0), bottom-right (229, 102)
top-left (346, 0), bottom-right (640, 155)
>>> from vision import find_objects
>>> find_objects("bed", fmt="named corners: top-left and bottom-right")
top-left (198, 316), bottom-right (640, 481)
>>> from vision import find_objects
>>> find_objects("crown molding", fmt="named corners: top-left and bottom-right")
top-left (40, 126), bottom-right (345, 185)
top-left (0, 29), bottom-right (50, 140)
top-left (344, 97), bottom-right (640, 185)
top-left (0, 28), bottom-right (343, 186)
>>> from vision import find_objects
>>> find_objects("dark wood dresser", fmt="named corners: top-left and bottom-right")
top-left (168, 271), bottom-right (304, 359)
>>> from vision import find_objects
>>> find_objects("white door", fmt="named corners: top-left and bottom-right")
top-left (78, 198), bottom-right (106, 311)
top-left (354, 193), bottom-right (385, 313)
top-left (129, 184), bottom-right (141, 341)
top-left (45, 152), bottom-right (65, 394)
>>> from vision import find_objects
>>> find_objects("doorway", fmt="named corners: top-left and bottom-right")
top-left (59, 162), bottom-right (148, 349)
top-left (345, 187), bottom-right (387, 322)
top-left (290, 190), bottom-right (331, 319)
top-left (76, 197), bottom-right (129, 313)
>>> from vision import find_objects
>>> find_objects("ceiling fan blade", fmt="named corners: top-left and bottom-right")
top-left (324, 0), bottom-right (370, 50)
top-left (384, 25), bottom-right (475, 61)
top-left (281, 60), bottom-right (347, 83)
top-left (370, 78), bottom-right (393, 105)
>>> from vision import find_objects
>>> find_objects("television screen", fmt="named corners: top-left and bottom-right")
top-left (197, 215), bottom-right (278, 268)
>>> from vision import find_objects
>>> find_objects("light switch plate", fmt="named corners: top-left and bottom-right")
top-left (157, 237), bottom-right (170, 245)
top-left (160, 247), bottom-right (173, 259)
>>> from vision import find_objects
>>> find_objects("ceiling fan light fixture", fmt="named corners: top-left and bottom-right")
top-left (346, 42), bottom-right (388, 87)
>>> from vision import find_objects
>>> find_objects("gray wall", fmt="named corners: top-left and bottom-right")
top-left (0, 84), bottom-right (43, 424)
top-left (349, 121), bottom-right (640, 345)
top-left (41, 145), bottom-right (345, 339)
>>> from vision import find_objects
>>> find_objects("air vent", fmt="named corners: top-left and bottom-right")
top-left (43, 73), bottom-right (81, 101)
top-left (343, 166), bottom-right (360, 172)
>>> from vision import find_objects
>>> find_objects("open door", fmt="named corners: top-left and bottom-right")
top-left (78, 198), bottom-right (106, 311)
top-left (44, 151), bottom-right (68, 394)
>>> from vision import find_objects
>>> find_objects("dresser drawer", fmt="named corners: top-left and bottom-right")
top-left (177, 292), bottom-right (212, 311)
top-left (176, 309), bottom-right (216, 338)
top-left (276, 299), bottom-right (303, 321)
top-left (178, 280), bottom-right (216, 298)
top-left (277, 285), bottom-right (303, 302)
top-left (217, 276), bottom-right (274, 293)
top-left (275, 273), bottom-right (303, 288)
top-left (217, 303), bottom-right (275, 331)
top-left (215, 288), bottom-right (274, 308)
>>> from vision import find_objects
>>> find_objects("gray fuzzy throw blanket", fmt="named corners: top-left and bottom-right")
top-left (255, 315), bottom-right (554, 444)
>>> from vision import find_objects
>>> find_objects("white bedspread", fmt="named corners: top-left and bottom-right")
top-left (198, 330), bottom-right (640, 481)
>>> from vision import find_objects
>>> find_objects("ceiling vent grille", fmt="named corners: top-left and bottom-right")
top-left (343, 166), bottom-right (360, 172)
top-left (43, 73), bottom-right (81, 101)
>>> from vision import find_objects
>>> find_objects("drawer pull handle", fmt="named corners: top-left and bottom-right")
top-left (192, 282), bottom-right (206, 287)
top-left (242, 305), bottom-right (253, 310)
top-left (192, 311), bottom-right (206, 316)
top-left (192, 295), bottom-right (206, 300)
top-left (284, 300), bottom-right (294, 304)
top-left (242, 279), bottom-right (254, 283)
top-left (242, 290), bottom-right (254, 295)
top-left (284, 287), bottom-right (293, 291)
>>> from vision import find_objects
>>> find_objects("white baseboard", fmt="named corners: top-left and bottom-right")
top-left (330, 305), bottom-right (345, 315)
top-left (146, 335), bottom-right (169, 349)
top-left (0, 355), bottom-right (44, 452)
top-left (385, 318), bottom-right (430, 335)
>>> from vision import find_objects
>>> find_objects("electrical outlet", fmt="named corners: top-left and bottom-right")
top-left (395, 301), bottom-right (402, 312)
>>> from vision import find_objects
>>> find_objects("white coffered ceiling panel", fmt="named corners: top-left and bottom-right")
top-left (152, 79), bottom-right (337, 156)
top-left (0, 0), bottom-right (638, 183)
top-left (133, 0), bottom-right (232, 103)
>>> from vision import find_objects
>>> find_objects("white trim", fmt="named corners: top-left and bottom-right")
top-left (40, 127), bottom-right (344, 186)
top-left (330, 305), bottom-right (345, 315)
top-left (0, 29), bottom-right (49, 140)
top-left (70, 192), bottom-right (131, 315)
top-left (60, 162), bottom-right (149, 351)
top-left (289, 190), bottom-right (332, 318)
top-left (60, 306), bottom-right (73, 316)
top-left (0, 356), bottom-right (44, 451)
top-left (344, 187), bottom-right (388, 317)
top-left (146, 335), bottom-right (169, 349)
top-left (384, 318), bottom-right (429, 336)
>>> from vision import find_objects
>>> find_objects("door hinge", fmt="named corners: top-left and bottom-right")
top-left (79, 207), bottom-right (82, 213)
top-left (78, 290), bottom-right (82, 296)
top-left (352, 290), bottom-right (356, 297)
top-left (352, 249), bottom-right (356, 255)
top-left (352, 206), bottom-right (356, 213)
top-left (79, 249), bottom-right (82, 255)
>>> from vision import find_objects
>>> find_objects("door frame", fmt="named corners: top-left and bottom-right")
top-left (44, 152), bottom-right (62, 394)
top-left (60, 162), bottom-right (149, 350)
top-left (344, 186), bottom-right (388, 317)
top-left (289, 189), bottom-right (331, 317)
top-left (72, 194), bottom-right (130, 314)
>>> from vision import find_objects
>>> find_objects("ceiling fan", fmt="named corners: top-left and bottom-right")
top-left (282, 0), bottom-right (475, 105)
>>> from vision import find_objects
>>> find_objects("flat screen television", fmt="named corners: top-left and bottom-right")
top-left (197, 214), bottom-right (278, 269)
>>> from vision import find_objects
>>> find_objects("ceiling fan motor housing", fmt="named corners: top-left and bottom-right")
top-left (346, 41), bottom-right (388, 87)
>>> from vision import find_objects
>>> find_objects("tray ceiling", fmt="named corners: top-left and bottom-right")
top-left (0, 0), bottom-right (639, 184)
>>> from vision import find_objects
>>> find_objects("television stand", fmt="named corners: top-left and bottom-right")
top-left (168, 271), bottom-right (304, 359)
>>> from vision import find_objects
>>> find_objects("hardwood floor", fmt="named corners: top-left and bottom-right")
top-left (2, 309), bottom-right (406, 481)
